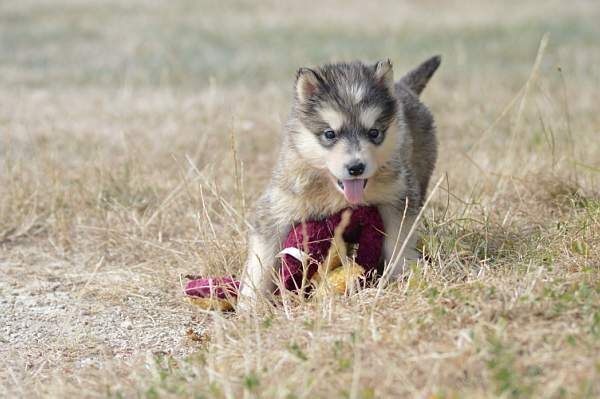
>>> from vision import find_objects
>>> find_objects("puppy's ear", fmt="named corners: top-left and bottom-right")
top-left (373, 59), bottom-right (394, 90)
top-left (296, 68), bottom-right (322, 102)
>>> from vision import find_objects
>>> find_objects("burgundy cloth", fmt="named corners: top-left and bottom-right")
top-left (184, 206), bottom-right (384, 298)
top-left (280, 206), bottom-right (384, 291)
top-left (184, 277), bottom-right (240, 299)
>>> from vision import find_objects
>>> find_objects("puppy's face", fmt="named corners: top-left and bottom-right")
top-left (290, 60), bottom-right (400, 204)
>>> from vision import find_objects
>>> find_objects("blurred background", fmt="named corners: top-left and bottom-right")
top-left (1, 0), bottom-right (599, 90)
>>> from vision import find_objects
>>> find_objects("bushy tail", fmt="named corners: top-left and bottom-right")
top-left (398, 55), bottom-right (441, 96)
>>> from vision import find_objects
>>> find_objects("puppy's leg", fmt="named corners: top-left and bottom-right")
top-left (379, 204), bottom-right (420, 280)
top-left (237, 231), bottom-right (280, 310)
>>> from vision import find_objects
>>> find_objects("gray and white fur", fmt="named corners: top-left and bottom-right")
top-left (238, 56), bottom-right (441, 308)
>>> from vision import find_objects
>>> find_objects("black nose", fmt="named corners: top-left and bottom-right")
top-left (347, 162), bottom-right (365, 176)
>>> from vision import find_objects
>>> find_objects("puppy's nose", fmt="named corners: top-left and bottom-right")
top-left (347, 162), bottom-right (365, 176)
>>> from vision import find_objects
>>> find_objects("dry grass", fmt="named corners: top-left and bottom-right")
top-left (1, 0), bottom-right (599, 398)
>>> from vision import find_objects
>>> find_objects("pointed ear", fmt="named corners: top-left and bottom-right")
top-left (296, 68), bottom-right (321, 102)
top-left (373, 59), bottom-right (394, 89)
top-left (399, 55), bottom-right (441, 96)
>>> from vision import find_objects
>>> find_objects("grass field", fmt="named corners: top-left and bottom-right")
top-left (1, 0), bottom-right (599, 397)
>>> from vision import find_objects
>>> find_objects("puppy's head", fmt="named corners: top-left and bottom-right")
top-left (289, 60), bottom-right (400, 205)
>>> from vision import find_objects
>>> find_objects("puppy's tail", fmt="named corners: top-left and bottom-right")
top-left (398, 55), bottom-right (441, 96)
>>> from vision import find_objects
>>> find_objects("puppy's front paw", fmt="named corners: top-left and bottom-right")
top-left (385, 248), bottom-right (421, 281)
top-left (235, 285), bottom-right (258, 313)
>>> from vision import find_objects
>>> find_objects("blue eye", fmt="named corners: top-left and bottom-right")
top-left (368, 129), bottom-right (381, 140)
top-left (324, 129), bottom-right (336, 140)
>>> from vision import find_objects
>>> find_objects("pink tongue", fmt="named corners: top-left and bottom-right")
top-left (342, 179), bottom-right (365, 204)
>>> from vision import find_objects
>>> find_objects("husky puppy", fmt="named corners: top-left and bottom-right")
top-left (239, 56), bottom-right (441, 307)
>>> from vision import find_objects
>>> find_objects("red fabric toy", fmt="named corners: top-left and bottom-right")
top-left (279, 205), bottom-right (384, 291)
top-left (184, 205), bottom-right (385, 309)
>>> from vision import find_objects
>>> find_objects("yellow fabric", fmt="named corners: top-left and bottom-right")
top-left (188, 296), bottom-right (235, 311)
